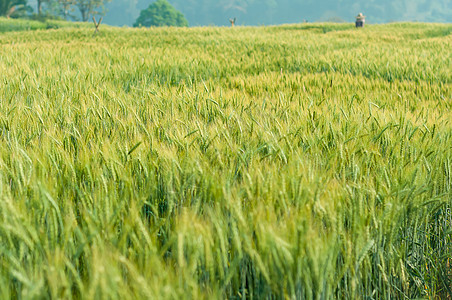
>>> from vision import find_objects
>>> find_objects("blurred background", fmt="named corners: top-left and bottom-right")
top-left (22, 0), bottom-right (452, 27)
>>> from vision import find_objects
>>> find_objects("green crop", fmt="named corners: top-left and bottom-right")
top-left (0, 21), bottom-right (451, 299)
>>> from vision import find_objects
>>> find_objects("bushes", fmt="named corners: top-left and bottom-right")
top-left (0, 16), bottom-right (90, 32)
top-left (0, 17), bottom-right (45, 31)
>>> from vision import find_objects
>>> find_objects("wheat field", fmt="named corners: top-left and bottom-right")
top-left (0, 21), bottom-right (451, 299)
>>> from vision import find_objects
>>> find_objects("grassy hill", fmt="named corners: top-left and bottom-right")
top-left (0, 22), bottom-right (451, 299)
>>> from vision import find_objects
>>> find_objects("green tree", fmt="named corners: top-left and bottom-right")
top-left (42, 0), bottom-right (77, 20)
top-left (133, 0), bottom-right (188, 27)
top-left (56, 0), bottom-right (77, 20)
top-left (75, 0), bottom-right (110, 21)
top-left (0, 0), bottom-right (26, 17)
top-left (37, 0), bottom-right (47, 14)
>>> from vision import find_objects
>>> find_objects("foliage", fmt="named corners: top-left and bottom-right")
top-left (0, 0), bottom-right (27, 17)
top-left (0, 23), bottom-right (451, 299)
top-left (36, 0), bottom-right (50, 15)
top-left (0, 16), bottom-right (91, 31)
top-left (44, 0), bottom-right (77, 20)
top-left (59, 0), bottom-right (77, 20)
top-left (75, 0), bottom-right (110, 21)
top-left (133, 0), bottom-right (187, 27)
top-left (105, 0), bottom-right (452, 27)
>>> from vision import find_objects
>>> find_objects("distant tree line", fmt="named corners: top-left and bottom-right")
top-left (2, 0), bottom-right (451, 25)
top-left (104, 0), bottom-right (452, 26)
top-left (0, 0), bottom-right (110, 21)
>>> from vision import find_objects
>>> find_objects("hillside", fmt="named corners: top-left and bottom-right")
top-left (0, 23), bottom-right (451, 299)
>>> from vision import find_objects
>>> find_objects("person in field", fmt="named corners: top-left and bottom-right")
top-left (355, 13), bottom-right (365, 28)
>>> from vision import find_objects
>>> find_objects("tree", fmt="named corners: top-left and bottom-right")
top-left (0, 0), bottom-right (26, 17)
top-left (75, 0), bottom-right (110, 22)
top-left (42, 0), bottom-right (78, 20)
top-left (133, 0), bottom-right (188, 27)
top-left (37, 0), bottom-right (47, 14)
top-left (57, 0), bottom-right (77, 20)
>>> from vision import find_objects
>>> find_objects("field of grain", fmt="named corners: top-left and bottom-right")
top-left (0, 21), bottom-right (451, 299)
